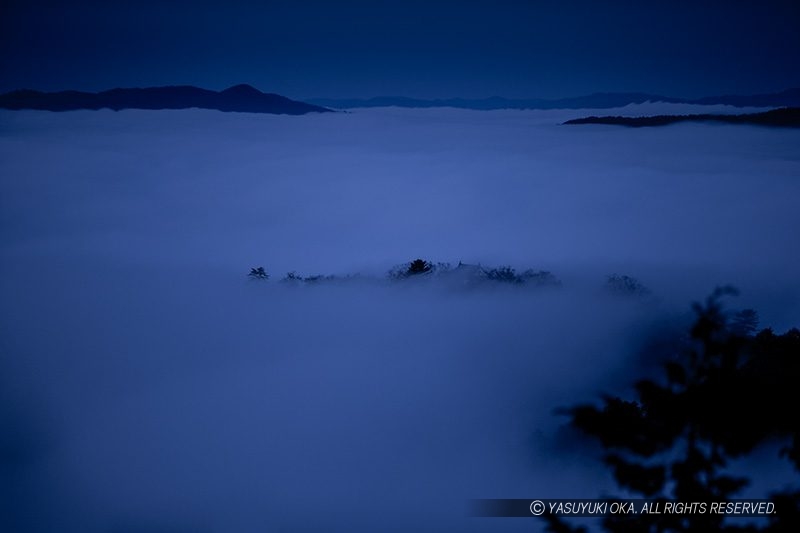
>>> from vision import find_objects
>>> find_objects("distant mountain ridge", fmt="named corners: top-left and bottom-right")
top-left (0, 84), bottom-right (331, 115)
top-left (309, 88), bottom-right (800, 110)
top-left (5, 85), bottom-right (799, 114)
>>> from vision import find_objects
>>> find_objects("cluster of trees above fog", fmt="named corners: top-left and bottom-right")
top-left (248, 259), bottom-right (663, 295)
top-left (386, 259), bottom-right (562, 286)
top-left (546, 287), bottom-right (800, 532)
top-left (246, 260), bottom-right (666, 295)
top-left (250, 259), bottom-right (571, 288)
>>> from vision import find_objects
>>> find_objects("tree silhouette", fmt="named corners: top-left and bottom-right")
top-left (606, 274), bottom-right (650, 297)
top-left (484, 265), bottom-right (522, 283)
top-left (407, 258), bottom-right (432, 276)
top-left (248, 266), bottom-right (269, 280)
top-left (282, 271), bottom-right (302, 282)
top-left (547, 287), bottom-right (800, 532)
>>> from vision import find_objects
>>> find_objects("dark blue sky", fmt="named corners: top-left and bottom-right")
top-left (1, 0), bottom-right (798, 99)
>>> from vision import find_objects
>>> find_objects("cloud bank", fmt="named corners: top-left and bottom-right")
top-left (1, 106), bottom-right (798, 532)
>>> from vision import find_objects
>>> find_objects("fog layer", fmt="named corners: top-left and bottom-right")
top-left (1, 105), bottom-right (798, 532)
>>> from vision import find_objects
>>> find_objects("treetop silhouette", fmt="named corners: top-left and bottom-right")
top-left (547, 287), bottom-right (800, 532)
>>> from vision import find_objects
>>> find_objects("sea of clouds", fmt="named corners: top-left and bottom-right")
top-left (1, 104), bottom-right (799, 532)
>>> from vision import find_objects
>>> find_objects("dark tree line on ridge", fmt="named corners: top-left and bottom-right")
top-left (249, 259), bottom-right (570, 288)
top-left (246, 259), bottom-right (667, 294)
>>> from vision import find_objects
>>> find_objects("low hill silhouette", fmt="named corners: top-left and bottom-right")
top-left (563, 107), bottom-right (800, 128)
top-left (0, 84), bottom-right (331, 115)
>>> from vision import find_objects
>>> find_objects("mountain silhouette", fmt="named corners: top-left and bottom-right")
top-left (563, 107), bottom-right (800, 128)
top-left (309, 93), bottom-right (680, 110)
top-left (308, 88), bottom-right (800, 110)
top-left (0, 85), bottom-right (332, 115)
top-left (6, 85), bottom-right (800, 115)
